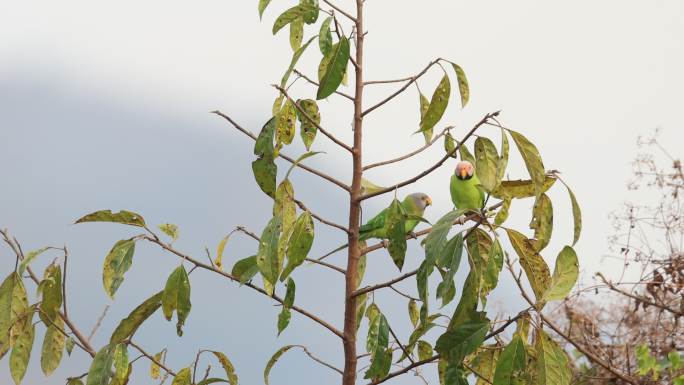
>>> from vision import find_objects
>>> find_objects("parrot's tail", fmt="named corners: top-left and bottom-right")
top-left (317, 243), bottom-right (349, 261)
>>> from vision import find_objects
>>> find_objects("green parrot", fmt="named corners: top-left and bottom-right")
top-left (359, 192), bottom-right (432, 240)
top-left (450, 160), bottom-right (484, 210)
top-left (318, 192), bottom-right (432, 261)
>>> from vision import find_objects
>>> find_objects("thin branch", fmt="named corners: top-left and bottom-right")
top-left (129, 340), bottom-right (177, 377)
top-left (367, 355), bottom-right (439, 385)
top-left (143, 234), bottom-right (344, 339)
top-left (388, 285), bottom-right (419, 301)
top-left (294, 344), bottom-right (344, 375)
top-left (211, 110), bottom-right (350, 191)
top-left (273, 85), bottom-right (353, 153)
top-left (596, 272), bottom-right (683, 316)
top-left (294, 198), bottom-right (349, 234)
top-left (294, 69), bottom-right (355, 101)
top-left (363, 76), bottom-right (416, 85)
top-left (360, 111), bottom-right (499, 201)
top-left (62, 246), bottom-right (69, 318)
top-left (363, 126), bottom-right (452, 170)
top-left (388, 324), bottom-right (414, 364)
top-left (322, 0), bottom-right (356, 22)
top-left (362, 59), bottom-right (441, 117)
top-left (463, 362), bottom-right (493, 385)
top-left (87, 305), bottom-right (110, 342)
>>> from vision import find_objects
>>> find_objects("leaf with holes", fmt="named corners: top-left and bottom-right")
top-left (505, 229), bottom-right (551, 303)
top-left (40, 315), bottom-right (65, 376)
top-left (296, 99), bottom-right (320, 150)
top-left (281, 211), bottom-right (314, 280)
top-left (256, 217), bottom-right (283, 286)
top-left (451, 63), bottom-right (469, 107)
top-left (509, 130), bottom-right (546, 198)
top-left (102, 239), bottom-right (136, 298)
top-left (530, 193), bottom-right (553, 251)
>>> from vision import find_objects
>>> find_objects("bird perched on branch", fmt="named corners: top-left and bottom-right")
top-left (450, 160), bottom-right (484, 211)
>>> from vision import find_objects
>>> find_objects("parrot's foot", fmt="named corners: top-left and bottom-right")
top-left (381, 239), bottom-right (389, 248)
top-left (408, 231), bottom-right (418, 240)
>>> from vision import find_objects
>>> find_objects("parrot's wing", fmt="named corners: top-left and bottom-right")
top-left (360, 207), bottom-right (388, 238)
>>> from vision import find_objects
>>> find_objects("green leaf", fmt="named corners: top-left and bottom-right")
top-left (289, 17), bottom-right (303, 51)
top-left (258, 0), bottom-right (272, 19)
top-left (277, 307), bottom-right (291, 335)
top-left (40, 315), bottom-right (65, 376)
top-left (279, 36), bottom-right (316, 89)
top-left (436, 234), bottom-right (464, 307)
top-left (459, 143), bottom-right (476, 165)
top-left (535, 329), bottom-right (571, 385)
top-left (497, 129), bottom-right (510, 186)
top-left (112, 344), bottom-right (129, 383)
top-left (254, 118), bottom-right (276, 158)
top-left (65, 337), bottom-right (74, 356)
top-left (158, 223), bottom-right (179, 242)
top-left (18, 246), bottom-right (50, 276)
top-left (444, 363), bottom-right (469, 385)
top-left (75, 210), bottom-right (146, 227)
top-left (256, 217), bottom-right (283, 286)
top-left (508, 130), bottom-right (546, 198)
top-left (162, 265), bottom-right (192, 337)
top-left (39, 264), bottom-right (63, 324)
top-left (272, 5), bottom-right (316, 34)
top-left (565, 184), bottom-right (582, 246)
top-left (355, 293), bottom-right (367, 332)
top-left (276, 99), bottom-right (297, 147)
top-left (10, 322), bottom-right (34, 385)
top-left (444, 132), bottom-right (457, 157)
top-left (474, 137), bottom-right (500, 192)
top-left (110, 291), bottom-right (163, 343)
top-left (318, 17), bottom-right (333, 55)
top-left (232, 256), bottom-right (259, 284)
top-left (471, 345), bottom-right (500, 385)
top-left (466, 229), bottom-right (502, 304)
top-left (448, 271), bottom-right (479, 329)
top-left (172, 367), bottom-right (192, 385)
top-left (197, 379), bottom-right (229, 385)
top-left (68, 379), bottom-right (85, 385)
top-left (530, 193), bottom-right (553, 251)
top-left (417, 340), bottom-right (433, 361)
top-left (505, 229), bottom-right (551, 303)
top-left (281, 211), bottom-right (315, 280)
top-left (284, 151), bottom-right (323, 180)
top-left (420, 92), bottom-right (432, 144)
top-left (669, 351), bottom-right (682, 371)
top-left (491, 176), bottom-right (557, 200)
top-left (435, 315), bottom-right (489, 363)
top-left (0, 272), bottom-right (29, 358)
top-left (360, 178), bottom-right (387, 195)
top-left (492, 335), bottom-right (526, 385)
top-left (211, 351), bottom-right (238, 385)
top-left (420, 75), bottom-right (451, 134)
top-left (408, 299), bottom-right (419, 328)
top-left (494, 197), bottom-right (512, 226)
top-left (543, 246), bottom-right (579, 302)
top-left (264, 345), bottom-right (295, 385)
top-left (316, 37), bottom-right (350, 99)
top-left (86, 344), bottom-right (115, 385)
top-left (300, 0), bottom-right (319, 23)
top-left (450, 63), bottom-right (470, 107)
top-left (420, 210), bottom-right (465, 302)
top-left (386, 198), bottom-right (407, 270)
top-left (364, 314), bottom-right (391, 380)
top-left (252, 158), bottom-right (277, 198)
top-left (296, 99), bottom-right (320, 151)
top-left (103, 239), bottom-right (136, 298)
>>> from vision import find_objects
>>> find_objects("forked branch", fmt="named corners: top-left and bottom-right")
top-left (363, 126), bottom-right (452, 170)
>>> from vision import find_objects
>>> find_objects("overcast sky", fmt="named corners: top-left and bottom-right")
top-left (1, 1), bottom-right (683, 384)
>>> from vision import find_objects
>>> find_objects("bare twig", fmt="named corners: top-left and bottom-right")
top-left (294, 345), bottom-right (344, 375)
top-left (322, 0), bottom-right (356, 22)
top-left (211, 110), bottom-right (350, 191)
top-left (129, 340), bottom-right (177, 377)
top-left (360, 112), bottom-right (499, 201)
top-left (596, 272), bottom-right (683, 316)
top-left (294, 198), bottom-right (349, 234)
top-left (388, 324), bottom-right (415, 364)
top-left (363, 126), bottom-right (452, 170)
top-left (362, 60), bottom-right (441, 117)
top-left (87, 305), bottom-right (110, 342)
top-left (273, 85), bottom-right (353, 153)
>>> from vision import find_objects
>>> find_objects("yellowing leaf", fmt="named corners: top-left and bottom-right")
top-left (211, 351), bottom-right (238, 385)
top-left (256, 217), bottom-right (283, 286)
top-left (318, 17), bottom-right (333, 55)
top-left (360, 178), bottom-right (387, 195)
top-left (150, 350), bottom-right (164, 379)
top-left (535, 329), bottom-right (571, 385)
top-left (272, 5), bottom-right (315, 35)
top-left (420, 75), bottom-right (450, 134)
top-left (281, 212), bottom-right (314, 280)
top-left (276, 99), bottom-right (296, 147)
top-left (264, 345), bottom-right (295, 385)
top-left (408, 299), bottom-right (419, 328)
top-left (505, 229), bottom-right (551, 303)
top-left (158, 223), bottom-right (179, 242)
top-left (296, 99), bottom-right (320, 151)
top-left (417, 340), bottom-right (433, 361)
top-left (450, 63), bottom-right (469, 107)
top-left (172, 367), bottom-right (192, 385)
top-left (162, 266), bottom-right (192, 337)
top-left (491, 176), bottom-right (556, 199)
top-left (39, 264), bottom-right (63, 324)
top-left (492, 335), bottom-right (526, 385)
top-left (40, 315), bottom-right (65, 376)
top-left (110, 291), bottom-right (163, 343)
top-left (0, 272), bottom-right (29, 358)
top-left (289, 17), bottom-right (303, 51)
top-left (508, 130), bottom-right (546, 198)
top-left (530, 193), bottom-right (553, 251)
top-left (18, 247), bottom-right (50, 276)
top-left (75, 210), bottom-right (146, 227)
top-left (258, 0), bottom-right (272, 19)
top-left (543, 246), bottom-right (579, 302)
top-left (565, 184), bottom-right (582, 246)
top-left (102, 239), bottom-right (136, 298)
top-left (10, 321), bottom-right (34, 385)
top-left (494, 197), bottom-right (512, 226)
top-left (216, 234), bottom-right (232, 271)
top-left (419, 92), bottom-right (432, 143)
top-left (474, 137), bottom-right (499, 192)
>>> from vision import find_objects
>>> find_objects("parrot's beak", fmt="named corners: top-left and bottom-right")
top-left (426, 197), bottom-right (432, 206)
top-left (460, 168), bottom-right (468, 178)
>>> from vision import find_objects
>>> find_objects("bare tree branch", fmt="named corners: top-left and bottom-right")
top-left (129, 340), bottom-right (177, 377)
top-left (294, 69), bottom-right (355, 102)
top-left (362, 59), bottom-right (441, 117)
top-left (211, 110), bottom-right (350, 191)
top-left (293, 344), bottom-right (344, 375)
top-left (322, 0), bottom-right (356, 22)
top-left (363, 126), bottom-right (452, 170)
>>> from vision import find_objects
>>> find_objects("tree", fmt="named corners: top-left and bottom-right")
top-left (0, 2), bottom-right (583, 385)
top-left (552, 132), bottom-right (683, 384)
